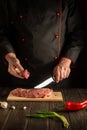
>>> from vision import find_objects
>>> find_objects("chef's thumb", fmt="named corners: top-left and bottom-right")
top-left (15, 63), bottom-right (24, 73)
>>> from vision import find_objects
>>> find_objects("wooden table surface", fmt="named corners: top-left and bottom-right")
top-left (0, 86), bottom-right (87, 130)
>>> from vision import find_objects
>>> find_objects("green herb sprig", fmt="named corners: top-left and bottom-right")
top-left (26, 110), bottom-right (69, 128)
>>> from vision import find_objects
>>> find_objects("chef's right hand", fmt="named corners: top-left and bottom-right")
top-left (5, 52), bottom-right (30, 79)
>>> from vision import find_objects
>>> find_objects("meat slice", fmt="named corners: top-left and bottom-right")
top-left (10, 88), bottom-right (53, 98)
top-left (22, 69), bottom-right (30, 79)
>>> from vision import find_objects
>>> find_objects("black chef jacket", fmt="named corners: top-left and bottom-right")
top-left (0, 0), bottom-right (84, 87)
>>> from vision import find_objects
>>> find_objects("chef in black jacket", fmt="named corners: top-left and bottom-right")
top-left (0, 0), bottom-right (85, 87)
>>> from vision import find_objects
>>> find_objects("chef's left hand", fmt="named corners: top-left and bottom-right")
top-left (53, 57), bottom-right (71, 83)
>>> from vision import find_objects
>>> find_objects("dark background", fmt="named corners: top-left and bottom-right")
top-left (0, 0), bottom-right (87, 87)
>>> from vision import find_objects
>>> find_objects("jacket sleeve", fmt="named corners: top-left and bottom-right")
top-left (62, 0), bottom-right (85, 63)
top-left (0, 1), bottom-right (15, 57)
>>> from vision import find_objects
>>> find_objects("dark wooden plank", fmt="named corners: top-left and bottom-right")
top-left (78, 88), bottom-right (87, 100)
top-left (0, 87), bottom-right (12, 130)
top-left (26, 102), bottom-right (49, 130)
top-left (2, 101), bottom-right (30, 130)
top-left (62, 88), bottom-right (81, 102)
top-left (62, 88), bottom-right (87, 130)
top-left (78, 88), bottom-right (87, 130)
top-left (0, 87), bottom-right (87, 130)
top-left (49, 101), bottom-right (71, 130)
top-left (26, 101), bottom-right (49, 130)
top-left (0, 109), bottom-right (11, 130)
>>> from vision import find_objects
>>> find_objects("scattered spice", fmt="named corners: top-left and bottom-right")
top-left (23, 106), bottom-right (27, 110)
top-left (11, 105), bottom-right (16, 110)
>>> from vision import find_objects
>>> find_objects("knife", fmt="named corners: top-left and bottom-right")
top-left (34, 76), bottom-right (55, 89)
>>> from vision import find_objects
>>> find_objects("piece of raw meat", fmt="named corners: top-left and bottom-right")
top-left (22, 69), bottom-right (30, 79)
top-left (10, 88), bottom-right (53, 98)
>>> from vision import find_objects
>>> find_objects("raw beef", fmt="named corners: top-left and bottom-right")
top-left (10, 88), bottom-right (53, 98)
top-left (22, 69), bottom-right (30, 79)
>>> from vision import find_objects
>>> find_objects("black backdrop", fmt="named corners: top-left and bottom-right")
top-left (0, 0), bottom-right (87, 87)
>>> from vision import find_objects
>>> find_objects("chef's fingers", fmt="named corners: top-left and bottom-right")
top-left (60, 67), bottom-right (67, 80)
top-left (9, 70), bottom-right (24, 79)
top-left (8, 64), bottom-right (24, 79)
top-left (13, 58), bottom-right (24, 72)
top-left (53, 66), bottom-right (60, 83)
top-left (13, 59), bottom-right (31, 79)
top-left (53, 66), bottom-right (71, 83)
top-left (61, 67), bottom-right (71, 79)
top-left (8, 56), bottom-right (24, 72)
top-left (66, 67), bottom-right (71, 78)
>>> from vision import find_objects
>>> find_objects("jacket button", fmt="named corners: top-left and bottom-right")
top-left (24, 57), bottom-right (29, 61)
top-left (19, 15), bottom-right (23, 19)
top-left (21, 38), bottom-right (26, 42)
top-left (54, 56), bottom-right (58, 60)
top-left (55, 34), bottom-right (59, 39)
top-left (56, 12), bottom-right (60, 16)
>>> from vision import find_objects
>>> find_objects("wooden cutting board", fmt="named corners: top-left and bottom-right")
top-left (7, 91), bottom-right (63, 101)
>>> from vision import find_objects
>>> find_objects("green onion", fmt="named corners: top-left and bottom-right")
top-left (26, 110), bottom-right (69, 128)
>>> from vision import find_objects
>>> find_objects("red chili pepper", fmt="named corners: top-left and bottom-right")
top-left (65, 99), bottom-right (87, 111)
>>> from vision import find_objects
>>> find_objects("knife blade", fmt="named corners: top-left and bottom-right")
top-left (34, 76), bottom-right (55, 88)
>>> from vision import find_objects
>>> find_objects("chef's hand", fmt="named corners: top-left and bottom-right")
top-left (5, 52), bottom-right (30, 79)
top-left (53, 57), bottom-right (71, 83)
